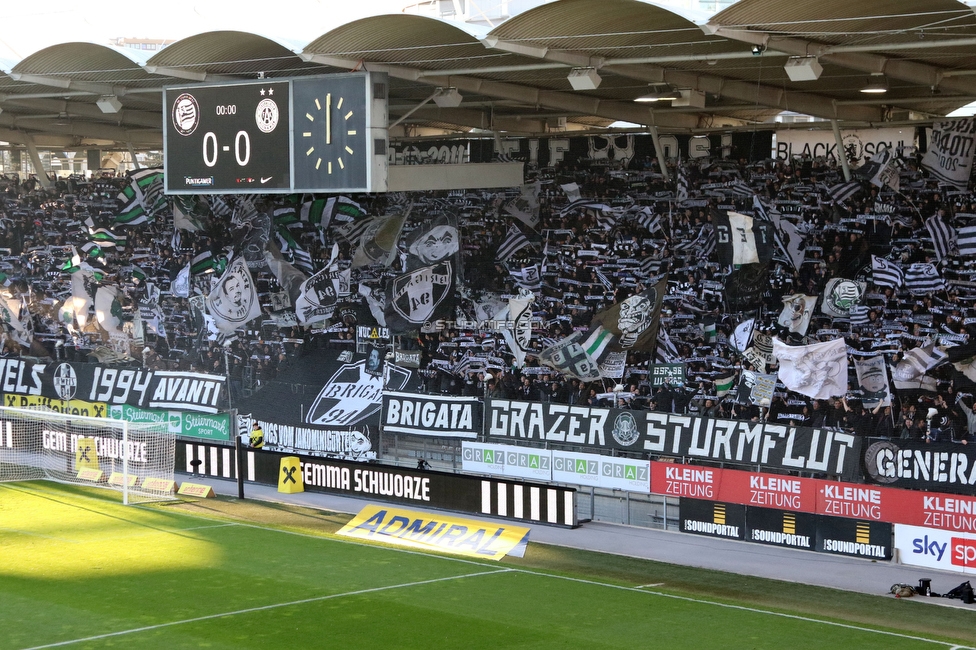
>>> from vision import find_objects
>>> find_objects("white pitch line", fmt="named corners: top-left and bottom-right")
top-left (20, 568), bottom-right (513, 650)
top-left (511, 568), bottom-right (975, 649)
top-left (635, 583), bottom-right (665, 588)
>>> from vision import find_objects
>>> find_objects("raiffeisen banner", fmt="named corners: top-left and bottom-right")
top-left (337, 504), bottom-right (530, 559)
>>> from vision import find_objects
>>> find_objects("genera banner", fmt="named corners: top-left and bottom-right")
top-left (863, 438), bottom-right (976, 494)
top-left (488, 399), bottom-right (861, 477)
top-left (337, 504), bottom-right (530, 560)
top-left (0, 358), bottom-right (228, 414)
top-left (383, 392), bottom-right (481, 438)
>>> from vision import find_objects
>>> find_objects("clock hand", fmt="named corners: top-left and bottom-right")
top-left (326, 93), bottom-right (331, 145)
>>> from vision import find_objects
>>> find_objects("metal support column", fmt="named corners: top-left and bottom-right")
top-left (830, 119), bottom-right (852, 182)
top-left (22, 135), bottom-right (53, 189)
top-left (648, 124), bottom-right (670, 183)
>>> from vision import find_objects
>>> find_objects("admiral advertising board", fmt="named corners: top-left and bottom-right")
top-left (178, 442), bottom-right (577, 527)
top-left (0, 359), bottom-right (228, 414)
top-left (488, 399), bottom-right (861, 477)
top-left (382, 392), bottom-right (481, 438)
top-left (894, 524), bottom-right (976, 575)
top-left (237, 350), bottom-right (420, 459)
top-left (863, 438), bottom-right (976, 495)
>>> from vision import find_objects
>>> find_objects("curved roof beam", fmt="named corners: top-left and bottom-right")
top-left (301, 52), bottom-right (701, 129)
top-left (702, 24), bottom-right (969, 95)
top-left (481, 36), bottom-right (880, 122)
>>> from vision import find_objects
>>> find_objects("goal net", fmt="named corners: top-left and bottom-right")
top-left (0, 405), bottom-right (177, 504)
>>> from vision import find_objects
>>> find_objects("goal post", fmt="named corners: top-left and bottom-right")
top-left (0, 405), bottom-right (177, 504)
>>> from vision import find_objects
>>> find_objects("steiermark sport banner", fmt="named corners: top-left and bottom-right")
top-left (108, 404), bottom-right (231, 441)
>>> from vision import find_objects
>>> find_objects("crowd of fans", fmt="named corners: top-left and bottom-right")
top-left (1, 144), bottom-right (975, 443)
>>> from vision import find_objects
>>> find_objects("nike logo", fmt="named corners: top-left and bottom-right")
top-left (260, 176), bottom-right (273, 184)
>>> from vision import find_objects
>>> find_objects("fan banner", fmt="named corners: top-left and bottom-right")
top-left (0, 358), bottom-right (227, 414)
top-left (487, 398), bottom-right (861, 477)
top-left (382, 392), bottom-right (482, 438)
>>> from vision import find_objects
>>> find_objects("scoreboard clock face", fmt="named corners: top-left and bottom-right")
top-left (292, 74), bottom-right (370, 192)
top-left (164, 81), bottom-right (291, 194)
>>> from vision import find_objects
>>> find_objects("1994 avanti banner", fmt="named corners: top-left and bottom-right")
top-left (0, 358), bottom-right (227, 414)
top-left (487, 399), bottom-right (862, 477)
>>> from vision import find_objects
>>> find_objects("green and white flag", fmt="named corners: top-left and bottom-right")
top-left (172, 195), bottom-right (210, 232)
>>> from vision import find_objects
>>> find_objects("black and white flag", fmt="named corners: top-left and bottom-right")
top-left (871, 255), bottom-right (904, 288)
top-left (496, 224), bottom-right (532, 262)
top-left (384, 261), bottom-right (456, 333)
top-left (905, 262), bottom-right (946, 295)
top-left (957, 224), bottom-right (976, 257)
top-left (205, 256), bottom-right (263, 335)
top-left (921, 118), bottom-right (976, 188)
top-left (827, 180), bottom-right (862, 204)
top-left (924, 215), bottom-right (956, 262)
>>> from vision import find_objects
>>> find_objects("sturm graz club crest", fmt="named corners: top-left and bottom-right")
top-left (171, 93), bottom-right (200, 137)
top-left (390, 261), bottom-right (452, 326)
top-left (53, 363), bottom-right (77, 401)
top-left (307, 360), bottom-right (411, 427)
top-left (611, 411), bottom-right (640, 447)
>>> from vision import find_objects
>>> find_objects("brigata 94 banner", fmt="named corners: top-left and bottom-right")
top-left (487, 399), bottom-right (861, 477)
top-left (652, 460), bottom-right (976, 534)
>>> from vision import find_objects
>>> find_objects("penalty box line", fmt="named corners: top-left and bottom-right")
top-left (513, 568), bottom-right (974, 650)
top-left (21, 568), bottom-right (514, 650)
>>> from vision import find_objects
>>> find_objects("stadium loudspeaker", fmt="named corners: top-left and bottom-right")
top-left (784, 57), bottom-right (823, 82)
top-left (278, 456), bottom-right (304, 494)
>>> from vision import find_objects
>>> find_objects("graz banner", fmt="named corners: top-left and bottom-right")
top-left (383, 392), bottom-right (481, 438)
top-left (461, 442), bottom-right (551, 482)
top-left (863, 438), bottom-right (976, 495)
top-left (487, 399), bottom-right (861, 477)
top-left (550, 449), bottom-right (650, 493)
top-left (0, 358), bottom-right (227, 414)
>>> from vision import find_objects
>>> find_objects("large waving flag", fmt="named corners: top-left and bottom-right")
top-left (590, 276), bottom-right (668, 352)
top-left (205, 256), bottom-right (263, 334)
top-left (773, 337), bottom-right (848, 399)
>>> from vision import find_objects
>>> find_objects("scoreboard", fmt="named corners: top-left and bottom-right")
top-left (164, 73), bottom-right (388, 194)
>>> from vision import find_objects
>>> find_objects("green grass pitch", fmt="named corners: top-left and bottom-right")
top-left (1, 481), bottom-right (973, 649)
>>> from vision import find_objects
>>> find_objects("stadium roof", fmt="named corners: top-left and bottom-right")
top-left (1, 0), bottom-right (976, 149)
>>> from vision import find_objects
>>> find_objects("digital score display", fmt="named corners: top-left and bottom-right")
top-left (164, 81), bottom-right (291, 194)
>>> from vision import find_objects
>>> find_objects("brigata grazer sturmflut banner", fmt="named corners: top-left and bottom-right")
top-left (487, 399), bottom-right (861, 477)
top-left (382, 392), bottom-right (481, 438)
top-left (0, 358), bottom-right (227, 414)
